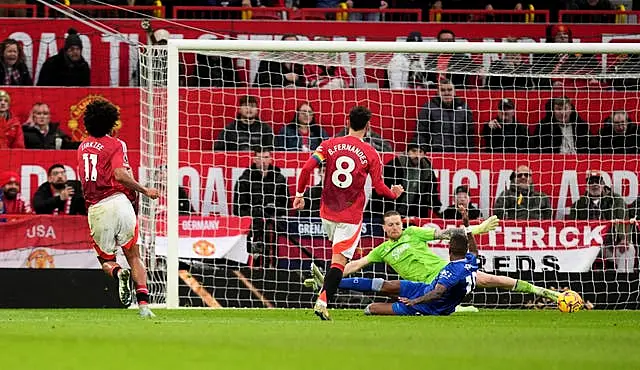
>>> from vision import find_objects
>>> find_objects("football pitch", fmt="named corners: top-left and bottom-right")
top-left (1, 309), bottom-right (639, 370)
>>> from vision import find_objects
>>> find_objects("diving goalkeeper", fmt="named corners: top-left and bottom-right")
top-left (306, 210), bottom-right (560, 303)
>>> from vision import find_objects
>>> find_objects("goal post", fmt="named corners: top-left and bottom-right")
top-left (143, 39), bottom-right (640, 309)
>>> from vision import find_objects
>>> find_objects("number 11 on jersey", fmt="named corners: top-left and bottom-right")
top-left (83, 153), bottom-right (98, 182)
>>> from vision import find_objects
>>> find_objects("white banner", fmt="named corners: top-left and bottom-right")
top-left (0, 247), bottom-right (129, 269)
top-left (430, 247), bottom-right (601, 273)
top-left (155, 235), bottom-right (249, 264)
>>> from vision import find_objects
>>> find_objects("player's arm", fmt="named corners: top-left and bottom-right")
top-left (343, 256), bottom-right (372, 276)
top-left (399, 284), bottom-right (447, 306)
top-left (459, 205), bottom-right (479, 256)
top-left (111, 142), bottom-right (159, 199)
top-left (293, 151), bottom-right (323, 210)
top-left (113, 168), bottom-right (157, 199)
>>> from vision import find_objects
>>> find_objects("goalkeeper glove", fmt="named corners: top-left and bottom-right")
top-left (470, 215), bottom-right (499, 235)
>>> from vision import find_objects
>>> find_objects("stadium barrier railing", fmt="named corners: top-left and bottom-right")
top-left (44, 5), bottom-right (166, 19)
top-left (559, 9), bottom-right (640, 24)
top-left (429, 9), bottom-right (550, 23)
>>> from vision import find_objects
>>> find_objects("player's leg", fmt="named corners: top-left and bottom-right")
top-left (87, 200), bottom-right (132, 306)
top-left (314, 220), bottom-right (362, 320)
top-left (121, 242), bottom-right (154, 318)
top-left (364, 281), bottom-right (422, 316)
top-left (114, 200), bottom-right (155, 318)
top-left (476, 271), bottom-right (560, 302)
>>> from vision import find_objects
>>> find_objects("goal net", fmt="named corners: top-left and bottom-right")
top-left (139, 39), bottom-right (640, 310)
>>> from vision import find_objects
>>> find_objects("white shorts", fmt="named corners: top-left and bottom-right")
top-left (321, 219), bottom-right (362, 259)
top-left (87, 193), bottom-right (138, 260)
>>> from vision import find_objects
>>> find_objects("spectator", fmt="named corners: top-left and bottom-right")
top-left (0, 90), bottom-right (24, 149)
top-left (414, 79), bottom-right (475, 153)
top-left (532, 25), bottom-right (600, 89)
top-left (532, 97), bottom-right (590, 154)
top-left (348, 0), bottom-right (388, 22)
top-left (334, 125), bottom-right (393, 152)
top-left (254, 34), bottom-right (306, 88)
top-left (32, 164), bottom-right (86, 215)
top-left (0, 39), bottom-right (33, 86)
top-left (191, 53), bottom-right (240, 88)
top-left (0, 171), bottom-right (31, 215)
top-left (233, 147), bottom-right (289, 255)
top-left (387, 31), bottom-right (428, 89)
top-left (593, 110), bottom-right (640, 154)
top-left (37, 28), bottom-right (90, 87)
top-left (423, 29), bottom-right (481, 88)
top-left (22, 103), bottom-right (78, 150)
top-left (575, 0), bottom-right (615, 23)
top-left (275, 103), bottom-right (329, 151)
top-left (482, 98), bottom-right (530, 153)
top-left (568, 171), bottom-right (629, 270)
top-left (369, 143), bottom-right (441, 219)
top-left (486, 38), bottom-right (534, 89)
top-left (304, 37), bottom-right (352, 89)
top-left (298, 165), bottom-right (324, 218)
top-left (441, 185), bottom-right (481, 220)
top-left (494, 165), bottom-right (552, 220)
top-left (213, 95), bottom-right (274, 152)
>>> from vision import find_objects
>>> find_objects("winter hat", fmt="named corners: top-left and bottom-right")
top-left (64, 28), bottom-right (83, 51)
top-left (0, 171), bottom-right (20, 187)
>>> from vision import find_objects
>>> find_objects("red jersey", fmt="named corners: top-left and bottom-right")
top-left (299, 135), bottom-right (395, 224)
top-left (77, 135), bottom-right (133, 207)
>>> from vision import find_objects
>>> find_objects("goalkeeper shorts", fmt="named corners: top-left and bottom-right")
top-left (88, 193), bottom-right (138, 260)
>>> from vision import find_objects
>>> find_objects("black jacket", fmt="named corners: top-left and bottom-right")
top-left (33, 180), bottom-right (86, 215)
top-left (254, 60), bottom-right (306, 88)
top-left (594, 122), bottom-right (640, 154)
top-left (213, 119), bottom-right (274, 152)
top-left (232, 164), bottom-right (289, 218)
top-left (192, 54), bottom-right (239, 87)
top-left (298, 185), bottom-right (322, 218)
top-left (23, 123), bottom-right (78, 150)
top-left (369, 155), bottom-right (441, 219)
top-left (37, 49), bottom-right (90, 87)
top-left (0, 62), bottom-right (33, 86)
top-left (533, 110), bottom-right (590, 153)
top-left (482, 119), bottom-right (531, 153)
top-left (414, 96), bottom-right (475, 153)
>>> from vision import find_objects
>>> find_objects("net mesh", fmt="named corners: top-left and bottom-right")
top-left (139, 42), bottom-right (640, 310)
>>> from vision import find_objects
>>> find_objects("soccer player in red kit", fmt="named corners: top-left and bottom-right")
top-left (293, 106), bottom-right (404, 320)
top-left (78, 100), bottom-right (159, 318)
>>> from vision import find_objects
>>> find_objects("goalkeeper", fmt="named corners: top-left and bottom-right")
top-left (306, 209), bottom-right (560, 303)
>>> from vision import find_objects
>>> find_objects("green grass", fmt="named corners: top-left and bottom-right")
top-left (1, 309), bottom-right (639, 370)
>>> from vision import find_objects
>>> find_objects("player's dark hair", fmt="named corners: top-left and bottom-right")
top-left (349, 106), bottom-right (371, 131)
top-left (47, 164), bottom-right (65, 176)
top-left (449, 229), bottom-right (468, 257)
top-left (84, 100), bottom-right (119, 138)
top-left (383, 210), bottom-right (401, 222)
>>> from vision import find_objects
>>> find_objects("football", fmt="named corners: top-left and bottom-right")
top-left (557, 290), bottom-right (584, 313)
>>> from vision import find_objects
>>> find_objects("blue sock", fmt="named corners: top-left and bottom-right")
top-left (339, 278), bottom-right (373, 292)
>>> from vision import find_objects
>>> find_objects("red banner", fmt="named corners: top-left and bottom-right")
top-left (3, 87), bottom-right (640, 152)
top-left (3, 150), bottom-right (638, 222)
top-left (2, 20), bottom-right (640, 86)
